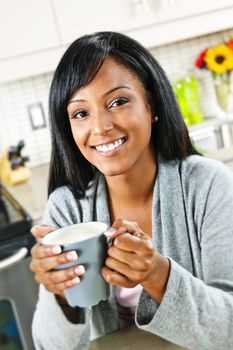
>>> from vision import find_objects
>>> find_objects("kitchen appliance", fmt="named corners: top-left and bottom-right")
top-left (0, 183), bottom-right (38, 350)
top-left (0, 140), bottom-right (31, 186)
top-left (189, 118), bottom-right (233, 153)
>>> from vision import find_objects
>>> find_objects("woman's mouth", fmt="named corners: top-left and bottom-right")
top-left (93, 137), bottom-right (127, 153)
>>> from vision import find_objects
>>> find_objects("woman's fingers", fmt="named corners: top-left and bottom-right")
top-left (45, 276), bottom-right (81, 295)
top-left (35, 264), bottom-right (85, 285)
top-left (105, 219), bottom-right (150, 240)
top-left (113, 234), bottom-right (152, 255)
top-left (30, 224), bottom-right (57, 239)
top-left (31, 260), bottom-right (85, 295)
top-left (101, 266), bottom-right (137, 288)
top-left (30, 244), bottom-right (78, 272)
top-left (105, 256), bottom-right (145, 282)
top-left (31, 242), bottom-right (61, 259)
top-left (34, 267), bottom-right (85, 295)
top-left (30, 239), bottom-right (86, 295)
top-left (107, 244), bottom-right (152, 271)
top-left (103, 218), bottom-right (158, 287)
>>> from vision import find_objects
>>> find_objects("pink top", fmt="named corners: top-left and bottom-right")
top-left (115, 284), bottom-right (143, 329)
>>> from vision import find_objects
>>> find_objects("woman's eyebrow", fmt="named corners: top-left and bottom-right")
top-left (68, 98), bottom-right (85, 105)
top-left (102, 85), bottom-right (131, 97)
top-left (68, 85), bottom-right (131, 104)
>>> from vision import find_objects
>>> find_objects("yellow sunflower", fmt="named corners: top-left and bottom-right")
top-left (204, 44), bottom-right (233, 74)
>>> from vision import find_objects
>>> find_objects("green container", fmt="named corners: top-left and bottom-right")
top-left (174, 76), bottom-right (204, 126)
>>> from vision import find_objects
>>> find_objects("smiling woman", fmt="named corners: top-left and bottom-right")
top-left (66, 58), bottom-right (155, 178)
top-left (47, 31), bottom-right (195, 198)
top-left (30, 31), bottom-right (233, 350)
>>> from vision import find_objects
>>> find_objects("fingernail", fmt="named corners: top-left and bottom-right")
top-left (74, 265), bottom-right (85, 275)
top-left (104, 228), bottom-right (117, 237)
top-left (72, 277), bottom-right (80, 285)
top-left (51, 246), bottom-right (62, 254)
top-left (66, 251), bottom-right (78, 261)
top-left (30, 225), bottom-right (40, 232)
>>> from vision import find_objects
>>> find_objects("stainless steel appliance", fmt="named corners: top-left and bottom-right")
top-left (189, 118), bottom-right (233, 154)
top-left (0, 184), bottom-right (38, 350)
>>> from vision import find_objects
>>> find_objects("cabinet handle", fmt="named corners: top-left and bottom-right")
top-left (0, 247), bottom-right (28, 271)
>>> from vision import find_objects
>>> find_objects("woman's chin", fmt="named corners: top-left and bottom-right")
top-left (98, 166), bottom-right (127, 178)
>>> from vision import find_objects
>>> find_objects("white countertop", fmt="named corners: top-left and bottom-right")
top-left (5, 163), bottom-right (49, 224)
top-left (205, 146), bottom-right (233, 162)
top-left (205, 146), bottom-right (233, 171)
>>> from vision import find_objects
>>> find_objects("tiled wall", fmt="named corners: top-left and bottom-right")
top-left (1, 27), bottom-right (233, 167)
top-left (0, 74), bottom-right (53, 167)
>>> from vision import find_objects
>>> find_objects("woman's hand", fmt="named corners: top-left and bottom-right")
top-left (101, 219), bottom-right (170, 303)
top-left (29, 225), bottom-right (85, 299)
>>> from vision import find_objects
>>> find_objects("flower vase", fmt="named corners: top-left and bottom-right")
top-left (214, 77), bottom-right (231, 118)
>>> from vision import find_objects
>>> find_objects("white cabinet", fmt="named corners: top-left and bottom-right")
top-left (151, 0), bottom-right (233, 23)
top-left (129, 0), bottom-right (233, 48)
top-left (51, 0), bottom-right (145, 44)
top-left (1, 0), bottom-right (233, 83)
top-left (0, 0), bottom-right (60, 59)
top-left (52, 0), bottom-right (233, 48)
top-left (0, 0), bottom-right (63, 83)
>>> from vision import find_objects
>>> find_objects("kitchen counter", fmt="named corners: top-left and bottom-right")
top-left (205, 146), bottom-right (233, 172)
top-left (4, 145), bottom-right (233, 224)
top-left (5, 163), bottom-right (49, 224)
top-left (206, 145), bottom-right (233, 163)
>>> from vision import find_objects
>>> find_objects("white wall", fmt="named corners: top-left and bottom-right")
top-left (1, 27), bottom-right (233, 167)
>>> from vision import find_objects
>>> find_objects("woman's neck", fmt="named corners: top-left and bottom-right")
top-left (105, 158), bottom-right (157, 208)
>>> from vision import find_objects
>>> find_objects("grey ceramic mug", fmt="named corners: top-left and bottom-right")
top-left (41, 222), bottom-right (109, 308)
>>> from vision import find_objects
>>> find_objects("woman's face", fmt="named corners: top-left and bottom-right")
top-left (67, 58), bottom-right (155, 178)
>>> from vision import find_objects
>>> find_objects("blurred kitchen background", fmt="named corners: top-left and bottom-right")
top-left (1, 0), bottom-right (233, 167)
top-left (1, 1), bottom-right (233, 349)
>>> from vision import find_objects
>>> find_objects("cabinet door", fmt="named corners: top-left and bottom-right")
top-left (52, 0), bottom-right (233, 46)
top-left (153, 0), bottom-right (233, 23)
top-left (52, 0), bottom-right (157, 45)
top-left (0, 0), bottom-right (60, 59)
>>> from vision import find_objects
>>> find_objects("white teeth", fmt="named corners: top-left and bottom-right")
top-left (95, 138), bottom-right (125, 153)
top-left (108, 143), bottom-right (115, 150)
top-left (115, 139), bottom-right (122, 148)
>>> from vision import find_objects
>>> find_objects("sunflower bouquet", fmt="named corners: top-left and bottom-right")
top-left (195, 39), bottom-right (233, 77)
top-left (195, 38), bottom-right (233, 114)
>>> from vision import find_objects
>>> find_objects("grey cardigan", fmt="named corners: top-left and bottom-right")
top-left (32, 155), bottom-right (233, 350)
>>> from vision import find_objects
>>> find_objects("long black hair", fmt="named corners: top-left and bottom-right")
top-left (48, 31), bottom-right (199, 199)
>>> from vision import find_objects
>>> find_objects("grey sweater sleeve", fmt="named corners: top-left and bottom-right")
top-left (32, 285), bottom-right (90, 350)
top-left (136, 162), bottom-right (233, 350)
top-left (31, 187), bottom-right (91, 350)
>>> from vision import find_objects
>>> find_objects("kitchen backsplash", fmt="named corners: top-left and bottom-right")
top-left (0, 74), bottom-right (52, 167)
top-left (1, 28), bottom-right (233, 167)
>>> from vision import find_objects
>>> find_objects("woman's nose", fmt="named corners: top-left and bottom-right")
top-left (91, 110), bottom-right (113, 135)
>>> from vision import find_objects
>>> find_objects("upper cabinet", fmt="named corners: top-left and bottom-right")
top-left (128, 0), bottom-right (233, 47)
top-left (0, 0), bottom-right (63, 83)
top-left (51, 0), bottom-right (155, 42)
top-left (0, 0), bottom-right (60, 59)
top-left (52, 0), bottom-right (233, 48)
top-left (1, 0), bottom-right (233, 83)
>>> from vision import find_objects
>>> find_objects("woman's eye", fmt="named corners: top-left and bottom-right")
top-left (71, 109), bottom-right (89, 119)
top-left (109, 97), bottom-right (129, 109)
